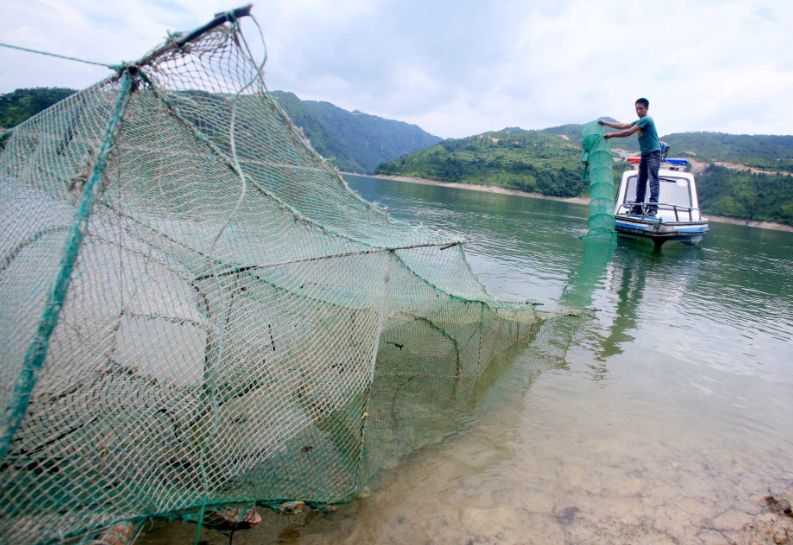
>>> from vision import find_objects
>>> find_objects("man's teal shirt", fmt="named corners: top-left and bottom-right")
top-left (632, 116), bottom-right (661, 155)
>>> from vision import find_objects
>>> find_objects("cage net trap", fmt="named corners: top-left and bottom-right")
top-left (0, 7), bottom-right (562, 544)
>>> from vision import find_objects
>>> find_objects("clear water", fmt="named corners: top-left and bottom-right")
top-left (141, 175), bottom-right (793, 545)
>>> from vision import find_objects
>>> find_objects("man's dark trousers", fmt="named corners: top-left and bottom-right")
top-left (635, 150), bottom-right (661, 215)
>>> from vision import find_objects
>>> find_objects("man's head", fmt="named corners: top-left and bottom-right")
top-left (635, 98), bottom-right (650, 117)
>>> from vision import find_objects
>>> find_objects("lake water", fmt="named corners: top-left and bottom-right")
top-left (142, 174), bottom-right (793, 545)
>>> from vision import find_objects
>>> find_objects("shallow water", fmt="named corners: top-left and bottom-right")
top-left (141, 175), bottom-right (793, 545)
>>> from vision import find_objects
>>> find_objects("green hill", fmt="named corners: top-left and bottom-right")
top-left (376, 127), bottom-right (584, 197)
top-left (542, 123), bottom-right (585, 144)
top-left (270, 91), bottom-right (440, 173)
top-left (698, 166), bottom-right (793, 225)
top-left (0, 87), bottom-right (76, 128)
top-left (663, 132), bottom-right (793, 173)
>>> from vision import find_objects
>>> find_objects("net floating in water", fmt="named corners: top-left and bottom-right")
top-left (0, 8), bottom-right (553, 544)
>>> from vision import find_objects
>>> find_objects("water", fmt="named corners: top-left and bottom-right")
top-left (141, 175), bottom-right (793, 545)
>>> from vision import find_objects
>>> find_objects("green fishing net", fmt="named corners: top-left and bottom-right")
top-left (581, 121), bottom-right (615, 238)
top-left (0, 12), bottom-right (556, 544)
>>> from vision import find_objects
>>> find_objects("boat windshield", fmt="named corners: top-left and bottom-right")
top-left (624, 175), bottom-right (693, 208)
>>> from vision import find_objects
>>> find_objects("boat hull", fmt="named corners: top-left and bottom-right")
top-left (614, 214), bottom-right (710, 246)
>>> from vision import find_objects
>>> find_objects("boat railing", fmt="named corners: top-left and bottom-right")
top-left (626, 157), bottom-right (690, 171)
top-left (617, 201), bottom-right (703, 222)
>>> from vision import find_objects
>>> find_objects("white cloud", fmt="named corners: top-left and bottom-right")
top-left (2, 0), bottom-right (792, 137)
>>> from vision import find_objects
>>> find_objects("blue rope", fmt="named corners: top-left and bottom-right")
top-left (0, 72), bottom-right (134, 463)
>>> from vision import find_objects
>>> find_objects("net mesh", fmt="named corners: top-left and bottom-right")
top-left (581, 120), bottom-right (614, 237)
top-left (0, 17), bottom-right (555, 544)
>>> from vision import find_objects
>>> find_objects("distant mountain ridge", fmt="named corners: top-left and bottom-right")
top-left (270, 91), bottom-right (441, 173)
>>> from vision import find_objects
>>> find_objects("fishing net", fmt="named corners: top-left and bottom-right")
top-left (0, 10), bottom-right (555, 544)
top-left (581, 121), bottom-right (615, 238)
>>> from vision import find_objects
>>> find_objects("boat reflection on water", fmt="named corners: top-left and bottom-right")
top-left (596, 238), bottom-right (703, 360)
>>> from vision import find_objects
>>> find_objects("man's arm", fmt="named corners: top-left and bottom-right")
top-left (603, 124), bottom-right (641, 139)
top-left (598, 119), bottom-right (632, 130)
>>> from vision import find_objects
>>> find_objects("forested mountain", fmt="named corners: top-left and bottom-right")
top-left (0, 88), bottom-right (441, 174)
top-left (698, 166), bottom-right (793, 225)
top-left (376, 127), bottom-right (584, 197)
top-left (663, 133), bottom-right (793, 173)
top-left (270, 91), bottom-right (440, 173)
top-left (0, 88), bottom-right (76, 128)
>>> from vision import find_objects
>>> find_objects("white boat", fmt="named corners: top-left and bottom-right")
top-left (614, 157), bottom-right (709, 247)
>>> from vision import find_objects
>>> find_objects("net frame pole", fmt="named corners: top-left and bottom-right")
top-left (136, 4), bottom-right (253, 68)
top-left (0, 73), bottom-right (135, 464)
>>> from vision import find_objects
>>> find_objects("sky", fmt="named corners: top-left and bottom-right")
top-left (2, 0), bottom-right (792, 139)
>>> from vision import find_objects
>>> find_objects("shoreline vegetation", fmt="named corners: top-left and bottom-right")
top-left (353, 173), bottom-right (793, 233)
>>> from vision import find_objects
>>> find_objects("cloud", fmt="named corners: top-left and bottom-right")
top-left (2, 0), bottom-right (792, 137)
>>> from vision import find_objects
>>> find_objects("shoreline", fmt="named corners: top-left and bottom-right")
top-left (347, 173), bottom-right (793, 233)
top-left (348, 173), bottom-right (589, 205)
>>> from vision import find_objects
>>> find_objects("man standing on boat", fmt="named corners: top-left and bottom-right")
top-left (599, 98), bottom-right (661, 216)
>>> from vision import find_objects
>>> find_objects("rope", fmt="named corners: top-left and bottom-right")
top-left (0, 41), bottom-right (119, 69)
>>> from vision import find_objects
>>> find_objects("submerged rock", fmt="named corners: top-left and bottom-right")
top-left (555, 505), bottom-right (580, 526)
top-left (766, 496), bottom-right (793, 518)
top-left (201, 505), bottom-right (262, 531)
top-left (278, 500), bottom-right (306, 514)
